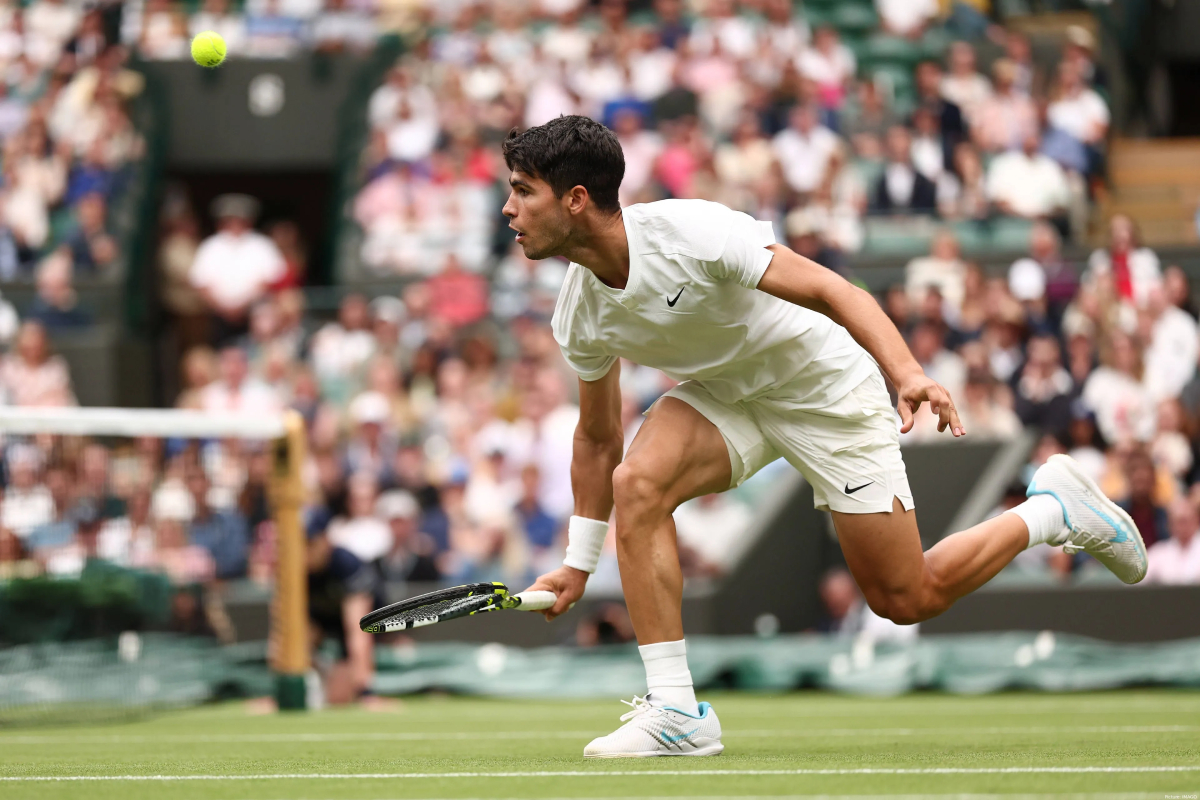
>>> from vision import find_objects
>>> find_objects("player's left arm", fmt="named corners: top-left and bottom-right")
top-left (756, 244), bottom-right (965, 437)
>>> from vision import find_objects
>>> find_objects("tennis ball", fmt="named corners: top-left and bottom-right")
top-left (191, 31), bottom-right (227, 68)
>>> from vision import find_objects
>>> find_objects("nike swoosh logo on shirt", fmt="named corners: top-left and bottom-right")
top-left (661, 727), bottom-right (699, 743)
top-left (845, 481), bottom-right (874, 495)
top-left (666, 287), bottom-right (685, 307)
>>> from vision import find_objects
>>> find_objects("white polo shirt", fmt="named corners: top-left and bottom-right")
top-left (552, 200), bottom-right (876, 409)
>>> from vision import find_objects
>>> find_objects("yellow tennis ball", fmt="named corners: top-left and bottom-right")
top-left (191, 31), bottom-right (227, 68)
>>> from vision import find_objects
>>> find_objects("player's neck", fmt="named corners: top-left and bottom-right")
top-left (562, 208), bottom-right (630, 290)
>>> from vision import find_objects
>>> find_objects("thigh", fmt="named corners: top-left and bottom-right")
top-left (625, 396), bottom-right (737, 508)
top-left (831, 497), bottom-right (927, 601)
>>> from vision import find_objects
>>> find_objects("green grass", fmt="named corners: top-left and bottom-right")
top-left (2, 690), bottom-right (1199, 799)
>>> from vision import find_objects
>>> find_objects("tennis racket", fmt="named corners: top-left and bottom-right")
top-left (359, 582), bottom-right (557, 633)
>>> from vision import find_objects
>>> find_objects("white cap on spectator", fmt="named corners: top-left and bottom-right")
top-left (1009, 258), bottom-right (1047, 302)
top-left (350, 391), bottom-right (391, 426)
top-left (152, 483), bottom-right (195, 522)
top-left (1066, 25), bottom-right (1096, 52)
top-left (785, 207), bottom-right (823, 239)
top-left (376, 489), bottom-right (419, 521)
top-left (371, 296), bottom-right (407, 325)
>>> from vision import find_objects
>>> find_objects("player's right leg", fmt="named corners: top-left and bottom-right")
top-left (585, 393), bottom-right (749, 758)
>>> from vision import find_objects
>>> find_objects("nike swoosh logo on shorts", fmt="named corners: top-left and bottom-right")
top-left (667, 287), bottom-right (685, 307)
top-left (845, 481), bottom-right (874, 494)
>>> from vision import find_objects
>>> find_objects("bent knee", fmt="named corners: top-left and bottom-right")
top-left (863, 587), bottom-right (949, 626)
top-left (612, 461), bottom-right (670, 517)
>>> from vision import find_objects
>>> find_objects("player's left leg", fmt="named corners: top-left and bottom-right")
top-left (758, 371), bottom-right (1146, 625)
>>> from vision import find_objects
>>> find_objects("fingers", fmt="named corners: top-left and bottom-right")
top-left (897, 400), bottom-right (914, 433)
top-left (947, 399), bottom-right (966, 437)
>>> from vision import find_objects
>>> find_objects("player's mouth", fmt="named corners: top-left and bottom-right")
top-left (509, 224), bottom-right (525, 243)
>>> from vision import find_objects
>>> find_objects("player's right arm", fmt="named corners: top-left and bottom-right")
top-left (526, 361), bottom-right (623, 620)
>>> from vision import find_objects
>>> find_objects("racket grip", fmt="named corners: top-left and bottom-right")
top-left (513, 590), bottom-right (557, 611)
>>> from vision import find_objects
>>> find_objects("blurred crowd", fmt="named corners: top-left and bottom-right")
top-left (350, 0), bottom-right (1108, 276)
top-left (0, 0), bottom-right (145, 341)
top-left (0, 0), bottom-right (1198, 657)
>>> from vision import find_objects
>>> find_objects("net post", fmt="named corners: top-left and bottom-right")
top-left (270, 409), bottom-right (309, 710)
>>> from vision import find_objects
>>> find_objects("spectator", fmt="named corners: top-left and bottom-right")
top-left (309, 293), bottom-right (376, 402)
top-left (905, 229), bottom-right (966, 311)
top-left (1, 444), bottom-right (54, 539)
top-left (377, 489), bottom-right (440, 583)
top-left (915, 61), bottom-right (967, 171)
top-left (972, 59), bottom-right (1038, 154)
top-left (97, 486), bottom-right (154, 566)
top-left (1116, 447), bottom-right (1168, 547)
top-left (65, 191), bottom-right (117, 273)
top-left (937, 142), bottom-right (989, 221)
top-left (199, 345), bottom-right (283, 415)
top-left (186, 465), bottom-right (250, 579)
top-left (0, 321), bottom-right (75, 407)
top-left (328, 471), bottom-right (391, 567)
top-left (797, 26), bottom-right (855, 112)
top-left (491, 242), bottom-right (568, 323)
top-left (872, 125), bottom-right (937, 216)
top-left (1045, 59), bottom-right (1109, 176)
top-left (1083, 331), bottom-right (1155, 445)
top-left (28, 249), bottom-right (92, 330)
top-left (427, 255), bottom-right (488, 328)
top-left (940, 40), bottom-right (991, 125)
top-left (1146, 498), bottom-right (1200, 584)
top-left (344, 391), bottom-right (398, 483)
top-left (189, 194), bottom-right (286, 342)
top-left (1085, 214), bottom-right (1162, 308)
top-left (139, 0), bottom-right (189, 60)
top-left (1014, 334), bottom-right (1074, 436)
top-left (311, 0), bottom-right (376, 54)
top-left (958, 368), bottom-right (1022, 440)
top-left (772, 104), bottom-right (839, 197)
top-left (986, 132), bottom-right (1070, 223)
top-left (1142, 286), bottom-right (1199, 403)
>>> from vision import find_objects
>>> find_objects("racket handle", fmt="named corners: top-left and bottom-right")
top-left (513, 590), bottom-right (557, 611)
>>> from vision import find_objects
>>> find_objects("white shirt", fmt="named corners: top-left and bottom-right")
top-left (877, 0), bottom-right (938, 35)
top-left (2, 486), bottom-right (54, 538)
top-left (1086, 247), bottom-right (1162, 308)
top-left (1145, 535), bottom-right (1200, 585)
top-left (1144, 306), bottom-right (1199, 402)
top-left (190, 230), bottom-right (286, 311)
top-left (796, 46), bottom-right (856, 90)
top-left (986, 151), bottom-right (1069, 218)
top-left (199, 378), bottom-right (283, 416)
top-left (552, 200), bottom-right (877, 409)
top-left (329, 515), bottom-right (392, 563)
top-left (771, 125), bottom-right (840, 194)
top-left (940, 73), bottom-right (992, 123)
top-left (1081, 366), bottom-right (1155, 444)
top-left (1047, 89), bottom-right (1109, 143)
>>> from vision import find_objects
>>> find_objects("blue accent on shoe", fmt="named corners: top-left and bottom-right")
top-left (1029, 485), bottom-right (1134, 545)
top-left (661, 701), bottom-right (711, 719)
top-left (661, 727), bottom-right (699, 743)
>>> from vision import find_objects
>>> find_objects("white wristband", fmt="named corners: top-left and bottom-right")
top-left (563, 515), bottom-right (609, 574)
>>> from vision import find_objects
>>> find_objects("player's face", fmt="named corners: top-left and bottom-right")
top-left (502, 170), bottom-right (572, 260)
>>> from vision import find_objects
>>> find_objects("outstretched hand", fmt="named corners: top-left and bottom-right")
top-left (895, 373), bottom-right (966, 437)
top-left (523, 565), bottom-right (588, 621)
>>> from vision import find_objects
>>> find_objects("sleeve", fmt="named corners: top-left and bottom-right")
top-left (707, 209), bottom-right (777, 289)
top-left (551, 266), bottom-right (617, 382)
top-left (189, 239), bottom-right (218, 290)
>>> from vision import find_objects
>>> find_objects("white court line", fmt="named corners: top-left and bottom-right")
top-left (2, 726), bottom-right (1197, 745)
top-left (3, 766), bottom-right (1200, 781)
top-left (235, 796), bottom-right (1181, 800)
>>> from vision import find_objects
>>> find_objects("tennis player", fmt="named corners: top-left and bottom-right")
top-left (511, 116), bottom-right (1145, 758)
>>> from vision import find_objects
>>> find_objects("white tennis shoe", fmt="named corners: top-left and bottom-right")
top-left (582, 695), bottom-right (724, 758)
top-left (1027, 453), bottom-right (1148, 584)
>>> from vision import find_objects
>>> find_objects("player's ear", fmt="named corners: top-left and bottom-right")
top-left (563, 185), bottom-right (589, 215)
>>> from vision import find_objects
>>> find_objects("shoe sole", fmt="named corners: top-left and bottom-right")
top-left (1044, 453), bottom-right (1148, 584)
top-left (583, 742), bottom-right (725, 759)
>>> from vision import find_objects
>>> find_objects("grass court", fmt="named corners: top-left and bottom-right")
top-left (2, 689), bottom-right (1198, 799)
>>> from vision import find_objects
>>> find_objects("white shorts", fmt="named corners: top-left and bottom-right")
top-left (663, 370), bottom-right (915, 514)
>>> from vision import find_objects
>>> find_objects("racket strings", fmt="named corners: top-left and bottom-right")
top-left (376, 594), bottom-right (494, 626)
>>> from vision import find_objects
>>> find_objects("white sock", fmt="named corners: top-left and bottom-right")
top-left (1009, 494), bottom-right (1068, 548)
top-left (639, 639), bottom-right (698, 716)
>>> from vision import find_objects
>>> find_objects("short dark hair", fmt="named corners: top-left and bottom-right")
top-left (502, 115), bottom-right (624, 214)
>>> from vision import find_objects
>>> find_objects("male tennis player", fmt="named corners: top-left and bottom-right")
top-left (512, 116), bottom-right (1145, 758)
